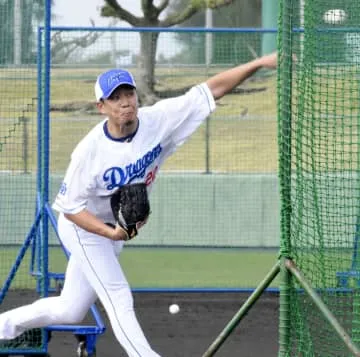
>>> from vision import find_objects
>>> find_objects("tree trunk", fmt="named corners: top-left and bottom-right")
top-left (137, 31), bottom-right (159, 105)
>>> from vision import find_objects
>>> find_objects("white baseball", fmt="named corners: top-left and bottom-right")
top-left (169, 304), bottom-right (180, 314)
top-left (323, 9), bottom-right (347, 24)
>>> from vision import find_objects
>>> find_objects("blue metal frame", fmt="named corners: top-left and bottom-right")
top-left (336, 220), bottom-right (360, 288)
top-left (32, 21), bottom-right (44, 301)
top-left (49, 26), bottom-right (278, 33)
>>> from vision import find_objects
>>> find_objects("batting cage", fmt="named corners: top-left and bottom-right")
top-left (276, 0), bottom-right (360, 356)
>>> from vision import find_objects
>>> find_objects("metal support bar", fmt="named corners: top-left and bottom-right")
top-left (202, 260), bottom-right (280, 357)
top-left (285, 259), bottom-right (360, 356)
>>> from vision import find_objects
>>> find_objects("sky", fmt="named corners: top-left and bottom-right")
top-left (53, 0), bottom-right (141, 26)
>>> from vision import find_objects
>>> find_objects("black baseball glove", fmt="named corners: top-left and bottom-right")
top-left (109, 183), bottom-right (150, 240)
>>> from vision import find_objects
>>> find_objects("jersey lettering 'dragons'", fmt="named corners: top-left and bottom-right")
top-left (103, 143), bottom-right (162, 189)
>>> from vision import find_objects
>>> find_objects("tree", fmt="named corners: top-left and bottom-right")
top-left (100, 0), bottom-right (234, 104)
top-left (168, 0), bottom-right (262, 65)
top-left (51, 20), bottom-right (102, 64)
top-left (168, 0), bottom-right (261, 28)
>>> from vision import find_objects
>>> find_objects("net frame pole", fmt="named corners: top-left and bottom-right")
top-left (33, 25), bottom-right (44, 294)
top-left (36, 27), bottom-right (43, 198)
top-left (40, 0), bottom-right (52, 300)
top-left (278, 1), bottom-right (294, 356)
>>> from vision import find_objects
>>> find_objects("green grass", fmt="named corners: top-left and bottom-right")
top-left (120, 248), bottom-right (280, 288)
top-left (0, 247), bottom-right (280, 289)
top-left (1, 246), bottom-right (355, 290)
top-left (0, 67), bottom-right (278, 173)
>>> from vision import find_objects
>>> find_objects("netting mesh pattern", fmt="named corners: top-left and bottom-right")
top-left (278, 0), bottom-right (360, 355)
top-left (0, 1), bottom-right (47, 353)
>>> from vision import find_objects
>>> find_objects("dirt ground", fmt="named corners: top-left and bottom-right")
top-left (0, 291), bottom-right (279, 357)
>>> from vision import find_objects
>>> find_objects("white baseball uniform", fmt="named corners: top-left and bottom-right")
top-left (0, 83), bottom-right (215, 356)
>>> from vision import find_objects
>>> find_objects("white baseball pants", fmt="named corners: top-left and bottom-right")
top-left (0, 214), bottom-right (161, 357)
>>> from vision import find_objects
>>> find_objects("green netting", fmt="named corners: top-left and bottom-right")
top-left (0, 0), bottom-right (47, 353)
top-left (278, 0), bottom-right (360, 355)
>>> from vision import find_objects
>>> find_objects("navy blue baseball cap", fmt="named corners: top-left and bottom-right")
top-left (95, 69), bottom-right (136, 101)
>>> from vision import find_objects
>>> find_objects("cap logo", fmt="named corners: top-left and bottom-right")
top-left (95, 69), bottom-right (136, 101)
top-left (108, 73), bottom-right (130, 87)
